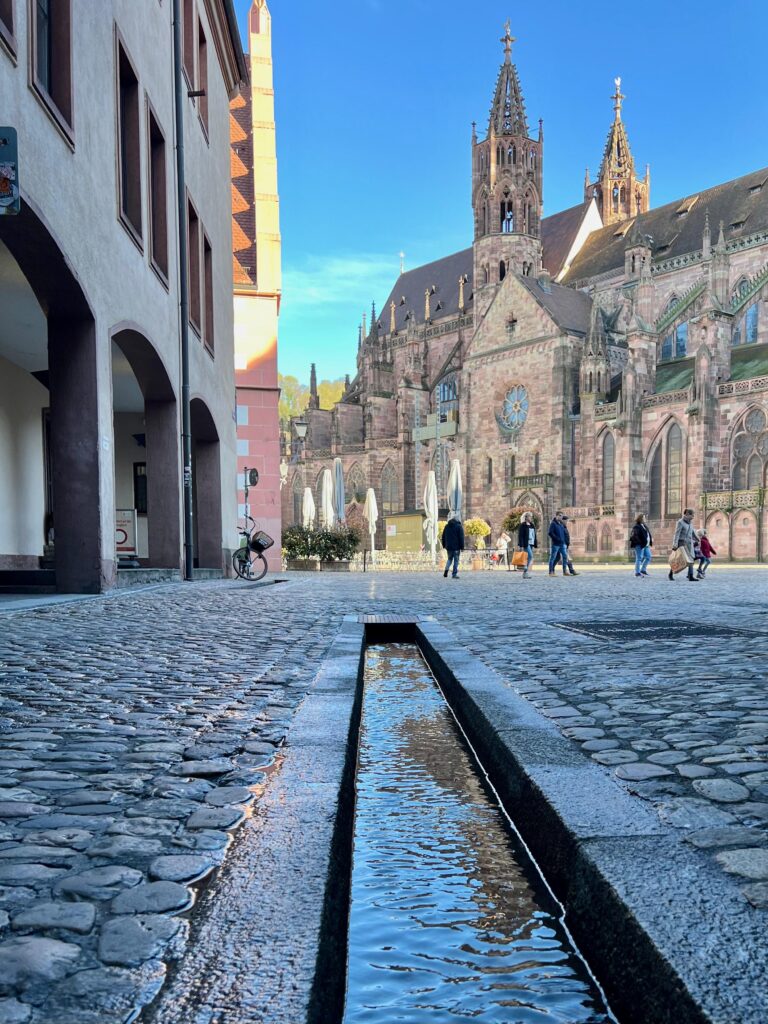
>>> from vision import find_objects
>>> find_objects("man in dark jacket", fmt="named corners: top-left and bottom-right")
top-left (548, 513), bottom-right (570, 576)
top-left (442, 515), bottom-right (465, 578)
top-left (554, 515), bottom-right (579, 575)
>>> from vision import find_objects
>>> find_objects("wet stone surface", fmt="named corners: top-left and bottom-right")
top-left (0, 570), bottom-right (766, 1021)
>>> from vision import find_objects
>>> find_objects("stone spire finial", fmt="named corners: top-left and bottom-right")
top-left (424, 288), bottom-right (430, 322)
top-left (703, 209), bottom-right (711, 259)
top-left (361, 311), bottom-right (367, 338)
top-left (309, 362), bottom-right (319, 410)
top-left (500, 19), bottom-right (515, 62)
top-left (717, 220), bottom-right (726, 248)
top-left (370, 301), bottom-right (378, 340)
top-left (390, 300), bottom-right (396, 333)
top-left (611, 76), bottom-right (625, 121)
top-left (488, 25), bottom-right (528, 136)
top-left (458, 275), bottom-right (465, 312)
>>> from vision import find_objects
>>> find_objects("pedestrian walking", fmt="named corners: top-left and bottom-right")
top-left (669, 508), bottom-right (698, 582)
top-left (516, 512), bottom-right (537, 579)
top-left (630, 513), bottom-right (653, 577)
top-left (697, 530), bottom-right (716, 577)
top-left (548, 512), bottom-right (570, 577)
top-left (442, 514), bottom-right (465, 579)
top-left (556, 515), bottom-right (579, 575)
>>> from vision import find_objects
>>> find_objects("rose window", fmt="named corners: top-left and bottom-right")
top-left (500, 385), bottom-right (529, 429)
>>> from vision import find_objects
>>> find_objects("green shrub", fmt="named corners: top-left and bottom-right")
top-left (282, 525), bottom-right (314, 559)
top-left (284, 524), bottom-right (361, 561)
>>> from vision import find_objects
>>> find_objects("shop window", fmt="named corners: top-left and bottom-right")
top-left (148, 105), bottom-right (168, 279)
top-left (203, 233), bottom-right (213, 353)
top-left (187, 198), bottom-right (201, 331)
top-left (197, 18), bottom-right (208, 133)
top-left (133, 463), bottom-right (148, 515)
top-left (33, 0), bottom-right (73, 132)
top-left (117, 39), bottom-right (142, 241)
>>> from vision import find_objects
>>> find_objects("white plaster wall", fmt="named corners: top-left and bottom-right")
top-left (1, 0), bottom-right (239, 569)
top-left (0, 357), bottom-right (47, 557)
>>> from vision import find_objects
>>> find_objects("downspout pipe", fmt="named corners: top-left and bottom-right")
top-left (172, 0), bottom-right (194, 580)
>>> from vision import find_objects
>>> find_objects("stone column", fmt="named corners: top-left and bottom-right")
top-left (48, 316), bottom-right (112, 593)
top-left (145, 400), bottom-right (182, 569)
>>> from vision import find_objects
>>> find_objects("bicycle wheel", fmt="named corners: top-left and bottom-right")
top-left (232, 548), bottom-right (268, 581)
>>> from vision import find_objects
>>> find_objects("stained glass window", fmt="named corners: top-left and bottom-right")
top-left (747, 455), bottom-right (762, 489)
top-left (601, 433), bottom-right (615, 503)
top-left (675, 322), bottom-right (688, 357)
top-left (661, 334), bottom-right (673, 360)
top-left (649, 445), bottom-right (662, 519)
top-left (381, 462), bottom-right (398, 514)
top-left (666, 424), bottom-right (682, 516)
top-left (746, 303), bottom-right (759, 344)
top-left (500, 385), bottom-right (529, 430)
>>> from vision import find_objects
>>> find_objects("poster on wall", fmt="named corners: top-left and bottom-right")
top-left (116, 509), bottom-right (138, 557)
top-left (0, 128), bottom-right (20, 216)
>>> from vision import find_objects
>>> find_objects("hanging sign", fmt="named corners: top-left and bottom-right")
top-left (0, 128), bottom-right (19, 216)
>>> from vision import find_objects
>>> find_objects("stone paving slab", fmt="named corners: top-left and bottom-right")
top-left (0, 568), bottom-right (766, 1020)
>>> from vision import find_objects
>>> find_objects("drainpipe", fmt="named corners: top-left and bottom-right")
top-left (172, 0), bottom-right (194, 580)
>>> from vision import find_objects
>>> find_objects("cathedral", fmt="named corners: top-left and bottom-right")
top-left (284, 25), bottom-right (768, 561)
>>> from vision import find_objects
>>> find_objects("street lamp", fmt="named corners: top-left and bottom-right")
top-left (293, 419), bottom-right (308, 464)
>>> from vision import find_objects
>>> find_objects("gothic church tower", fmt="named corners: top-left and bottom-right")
top-left (584, 78), bottom-right (650, 225)
top-left (472, 24), bottom-right (543, 306)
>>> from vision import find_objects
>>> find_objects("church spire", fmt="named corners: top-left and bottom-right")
top-left (585, 77), bottom-right (650, 226)
top-left (488, 21), bottom-right (528, 137)
top-left (308, 361), bottom-right (319, 410)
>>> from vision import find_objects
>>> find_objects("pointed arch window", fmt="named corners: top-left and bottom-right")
top-left (747, 454), bottom-right (762, 489)
top-left (499, 260), bottom-right (506, 281)
top-left (292, 474), bottom-right (303, 525)
top-left (746, 302), bottom-right (759, 344)
top-left (665, 424), bottom-right (683, 516)
top-left (675, 321), bottom-right (688, 357)
top-left (500, 198), bottom-right (514, 233)
top-left (601, 433), bottom-right (615, 504)
top-left (612, 184), bottom-right (619, 213)
top-left (585, 525), bottom-right (598, 553)
top-left (649, 444), bottom-right (662, 518)
top-left (347, 463), bottom-right (366, 503)
top-left (381, 462), bottom-right (398, 515)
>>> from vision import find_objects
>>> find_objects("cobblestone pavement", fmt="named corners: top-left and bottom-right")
top-left (0, 567), bottom-right (766, 1021)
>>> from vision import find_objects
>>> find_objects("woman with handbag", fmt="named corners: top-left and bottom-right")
top-left (516, 512), bottom-right (537, 579)
top-left (668, 509), bottom-right (698, 582)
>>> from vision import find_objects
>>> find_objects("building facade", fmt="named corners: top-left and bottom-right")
top-left (0, 0), bottom-right (246, 591)
top-left (284, 27), bottom-right (768, 561)
top-left (231, 0), bottom-right (282, 546)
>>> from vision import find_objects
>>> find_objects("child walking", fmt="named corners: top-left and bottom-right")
top-left (697, 530), bottom-right (716, 578)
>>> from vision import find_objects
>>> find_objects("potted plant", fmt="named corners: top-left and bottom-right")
top-left (502, 507), bottom-right (541, 535)
top-left (283, 525), bottom-right (320, 571)
top-left (464, 518), bottom-right (491, 570)
top-left (315, 525), bottom-right (361, 571)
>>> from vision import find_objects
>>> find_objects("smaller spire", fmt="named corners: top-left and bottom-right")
top-left (424, 288), bottom-right (430, 322)
top-left (538, 117), bottom-right (543, 142)
top-left (717, 219), bottom-right (726, 248)
top-left (390, 300), bottom-right (396, 333)
top-left (399, 251), bottom-right (405, 275)
top-left (370, 301), bottom-right (378, 339)
top-left (362, 311), bottom-right (367, 338)
top-left (471, 120), bottom-right (477, 144)
top-left (703, 209), bottom-right (711, 259)
top-left (458, 275), bottom-right (465, 312)
top-left (500, 19), bottom-right (515, 62)
top-left (309, 362), bottom-right (319, 410)
top-left (611, 76), bottom-right (625, 121)
top-left (357, 325), bottom-right (362, 350)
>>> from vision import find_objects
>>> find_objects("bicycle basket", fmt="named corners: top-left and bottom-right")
top-left (248, 530), bottom-right (274, 553)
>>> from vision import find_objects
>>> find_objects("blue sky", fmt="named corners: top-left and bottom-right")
top-left (234, 0), bottom-right (768, 383)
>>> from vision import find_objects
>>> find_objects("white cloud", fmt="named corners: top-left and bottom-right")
top-left (281, 252), bottom-right (398, 310)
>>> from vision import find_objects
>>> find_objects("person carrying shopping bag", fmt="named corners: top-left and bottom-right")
top-left (668, 509), bottom-right (698, 582)
top-left (516, 513), bottom-right (537, 579)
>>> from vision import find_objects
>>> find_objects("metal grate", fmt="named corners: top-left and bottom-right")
top-left (552, 619), bottom-right (759, 641)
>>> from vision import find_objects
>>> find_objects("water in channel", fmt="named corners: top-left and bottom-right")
top-left (342, 644), bottom-right (614, 1024)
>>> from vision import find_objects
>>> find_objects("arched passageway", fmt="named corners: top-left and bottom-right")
top-left (191, 398), bottom-right (222, 569)
top-left (0, 196), bottom-right (102, 592)
top-left (111, 327), bottom-right (180, 569)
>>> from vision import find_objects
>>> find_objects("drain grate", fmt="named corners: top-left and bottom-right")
top-left (553, 619), bottom-right (759, 641)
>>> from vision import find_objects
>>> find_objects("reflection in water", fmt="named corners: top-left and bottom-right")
top-left (343, 644), bottom-right (612, 1024)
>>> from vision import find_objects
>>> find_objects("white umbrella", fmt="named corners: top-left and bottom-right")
top-left (333, 457), bottom-right (346, 524)
top-left (320, 469), bottom-right (335, 529)
top-left (447, 459), bottom-right (462, 521)
top-left (302, 487), bottom-right (316, 530)
top-left (363, 487), bottom-right (378, 564)
top-left (423, 470), bottom-right (439, 565)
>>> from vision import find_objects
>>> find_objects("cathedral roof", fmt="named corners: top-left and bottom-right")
top-left (518, 274), bottom-right (592, 335)
top-left (379, 248), bottom-right (473, 333)
top-left (564, 165), bottom-right (768, 284)
top-left (541, 201), bottom-right (594, 279)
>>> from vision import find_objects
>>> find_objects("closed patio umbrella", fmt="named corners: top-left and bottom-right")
top-left (333, 457), bottom-right (346, 525)
top-left (423, 470), bottom-right (439, 565)
top-left (363, 487), bottom-right (378, 563)
top-left (447, 459), bottom-right (462, 522)
top-left (320, 469), bottom-right (335, 529)
top-left (302, 487), bottom-right (315, 530)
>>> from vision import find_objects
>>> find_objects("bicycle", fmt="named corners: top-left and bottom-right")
top-left (232, 467), bottom-right (274, 581)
